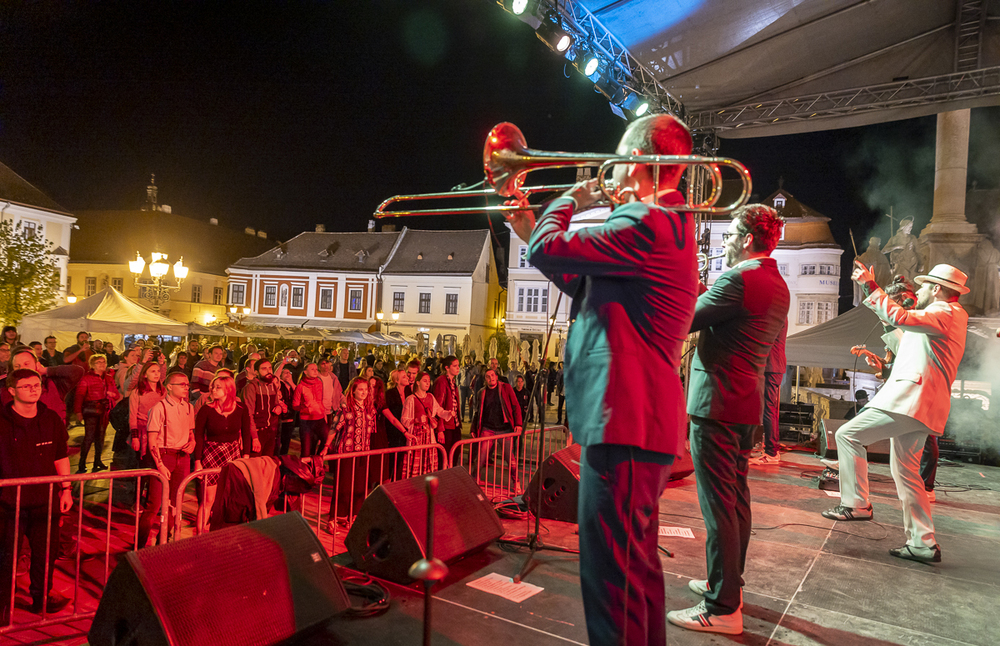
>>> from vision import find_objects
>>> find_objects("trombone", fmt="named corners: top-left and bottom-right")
top-left (374, 122), bottom-right (752, 218)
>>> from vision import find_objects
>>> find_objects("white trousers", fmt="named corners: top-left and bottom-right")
top-left (835, 407), bottom-right (937, 548)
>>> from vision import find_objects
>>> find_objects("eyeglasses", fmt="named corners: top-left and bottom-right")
top-left (721, 231), bottom-right (744, 242)
top-left (15, 384), bottom-right (42, 391)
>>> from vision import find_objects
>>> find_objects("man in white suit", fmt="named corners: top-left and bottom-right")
top-left (821, 263), bottom-right (968, 564)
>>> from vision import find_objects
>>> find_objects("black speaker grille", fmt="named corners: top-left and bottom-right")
top-left (132, 530), bottom-right (296, 646)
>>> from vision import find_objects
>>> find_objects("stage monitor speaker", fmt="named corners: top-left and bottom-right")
top-left (345, 467), bottom-right (503, 584)
top-left (88, 512), bottom-right (350, 646)
top-left (525, 444), bottom-right (695, 525)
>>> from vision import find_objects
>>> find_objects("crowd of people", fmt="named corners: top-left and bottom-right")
top-left (0, 326), bottom-right (565, 624)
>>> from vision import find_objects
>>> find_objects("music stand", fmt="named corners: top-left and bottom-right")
top-left (497, 292), bottom-right (578, 583)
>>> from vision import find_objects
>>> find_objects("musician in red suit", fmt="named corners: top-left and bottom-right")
top-left (822, 263), bottom-right (969, 565)
top-left (508, 114), bottom-right (698, 646)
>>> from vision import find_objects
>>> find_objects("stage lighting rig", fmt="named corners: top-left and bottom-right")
top-left (536, 18), bottom-right (573, 53)
top-left (502, 0), bottom-right (536, 15)
top-left (571, 47), bottom-right (601, 77)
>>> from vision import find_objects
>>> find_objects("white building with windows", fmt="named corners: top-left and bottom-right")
top-left (704, 188), bottom-right (844, 336)
top-left (0, 161), bottom-right (76, 301)
top-left (505, 187), bottom-right (843, 349)
top-left (228, 228), bottom-right (501, 354)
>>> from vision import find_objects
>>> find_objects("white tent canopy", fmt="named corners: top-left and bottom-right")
top-left (19, 287), bottom-right (188, 341)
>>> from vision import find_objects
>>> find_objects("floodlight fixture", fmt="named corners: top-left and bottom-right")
top-left (572, 48), bottom-right (601, 77)
top-left (620, 92), bottom-right (652, 117)
top-left (504, 0), bottom-right (534, 15)
top-left (536, 20), bottom-right (572, 53)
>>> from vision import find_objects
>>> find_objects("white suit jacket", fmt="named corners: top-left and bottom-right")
top-left (864, 290), bottom-right (968, 434)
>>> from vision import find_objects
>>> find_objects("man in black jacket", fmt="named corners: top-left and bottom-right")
top-left (0, 369), bottom-right (74, 623)
top-left (668, 204), bottom-right (789, 636)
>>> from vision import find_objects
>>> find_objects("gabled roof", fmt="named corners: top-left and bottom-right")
top-left (0, 160), bottom-right (71, 215)
top-left (763, 189), bottom-right (829, 220)
top-left (233, 231), bottom-right (403, 272)
top-left (382, 229), bottom-right (490, 275)
top-left (71, 210), bottom-right (274, 275)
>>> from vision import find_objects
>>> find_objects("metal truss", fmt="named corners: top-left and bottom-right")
top-left (497, 0), bottom-right (685, 118)
top-left (687, 66), bottom-right (1000, 132)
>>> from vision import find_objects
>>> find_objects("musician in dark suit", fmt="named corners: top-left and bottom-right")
top-left (508, 114), bottom-right (698, 646)
top-left (668, 204), bottom-right (789, 636)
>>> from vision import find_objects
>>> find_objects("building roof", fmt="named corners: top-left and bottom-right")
top-left (382, 229), bottom-right (490, 275)
top-left (763, 189), bottom-right (829, 221)
top-left (0, 160), bottom-right (71, 215)
top-left (232, 231), bottom-right (403, 272)
top-left (71, 210), bottom-right (274, 275)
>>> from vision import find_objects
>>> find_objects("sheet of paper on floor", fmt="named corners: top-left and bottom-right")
top-left (467, 572), bottom-right (544, 603)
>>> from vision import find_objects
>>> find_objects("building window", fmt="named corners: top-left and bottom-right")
top-left (710, 247), bottom-right (724, 271)
top-left (773, 195), bottom-right (786, 209)
top-left (230, 283), bottom-right (245, 306)
top-left (191, 284), bottom-right (202, 303)
top-left (66, 276), bottom-right (72, 295)
top-left (801, 264), bottom-right (817, 275)
top-left (418, 292), bottom-right (431, 314)
top-left (264, 285), bottom-right (277, 308)
top-left (445, 293), bottom-right (458, 315)
top-left (518, 245), bottom-right (529, 268)
top-left (819, 264), bottom-right (839, 276)
top-left (516, 286), bottom-right (548, 313)
top-left (20, 220), bottom-right (38, 239)
top-left (319, 288), bottom-right (334, 311)
top-left (817, 301), bottom-right (835, 324)
top-left (213, 286), bottom-right (223, 305)
top-left (392, 291), bottom-right (405, 313)
top-left (292, 286), bottom-right (304, 309)
top-left (778, 264), bottom-right (789, 276)
top-left (349, 288), bottom-right (363, 312)
top-left (280, 286), bottom-right (288, 307)
top-left (111, 277), bottom-right (124, 292)
top-left (85, 277), bottom-right (96, 297)
top-left (798, 301), bottom-right (815, 325)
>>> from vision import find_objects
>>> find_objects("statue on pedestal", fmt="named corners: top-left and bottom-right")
top-left (882, 217), bottom-right (922, 281)
top-left (854, 236), bottom-right (893, 305)
top-left (971, 238), bottom-right (1000, 315)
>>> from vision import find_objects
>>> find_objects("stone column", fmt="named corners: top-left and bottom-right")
top-left (925, 109), bottom-right (977, 234)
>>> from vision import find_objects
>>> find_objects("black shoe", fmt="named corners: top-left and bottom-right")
top-left (75, 466), bottom-right (87, 474)
top-left (889, 544), bottom-right (941, 563)
top-left (92, 462), bottom-right (108, 472)
top-left (821, 504), bottom-right (873, 521)
top-left (29, 590), bottom-right (71, 614)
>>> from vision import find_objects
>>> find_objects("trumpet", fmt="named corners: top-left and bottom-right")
top-left (698, 253), bottom-right (726, 272)
top-left (374, 122), bottom-right (752, 218)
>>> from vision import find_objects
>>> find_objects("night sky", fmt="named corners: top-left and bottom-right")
top-left (2, 1), bottom-right (998, 297)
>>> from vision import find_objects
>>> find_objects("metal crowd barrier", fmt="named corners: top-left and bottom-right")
top-left (449, 426), bottom-right (572, 501)
top-left (172, 444), bottom-right (448, 549)
top-left (0, 469), bottom-right (169, 635)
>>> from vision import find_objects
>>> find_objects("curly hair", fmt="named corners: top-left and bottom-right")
top-left (733, 204), bottom-right (784, 254)
top-left (885, 275), bottom-right (916, 308)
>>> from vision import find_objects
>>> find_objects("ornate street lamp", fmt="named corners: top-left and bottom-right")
top-left (376, 310), bottom-right (400, 334)
top-left (228, 306), bottom-right (251, 325)
top-left (130, 251), bottom-right (187, 312)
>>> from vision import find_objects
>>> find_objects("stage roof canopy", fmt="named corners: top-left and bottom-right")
top-left (514, 0), bottom-right (1000, 137)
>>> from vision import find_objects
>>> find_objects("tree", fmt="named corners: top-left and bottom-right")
top-left (0, 219), bottom-right (62, 326)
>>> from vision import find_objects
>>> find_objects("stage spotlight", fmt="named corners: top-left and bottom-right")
top-left (621, 92), bottom-right (651, 117)
top-left (594, 76), bottom-right (626, 104)
top-left (536, 20), bottom-right (573, 53)
top-left (506, 0), bottom-right (533, 15)
top-left (572, 49), bottom-right (601, 77)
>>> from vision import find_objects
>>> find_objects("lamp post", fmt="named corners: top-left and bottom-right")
top-left (228, 306), bottom-right (251, 325)
top-left (376, 310), bottom-right (400, 335)
top-left (66, 292), bottom-right (77, 304)
top-left (129, 252), bottom-right (187, 313)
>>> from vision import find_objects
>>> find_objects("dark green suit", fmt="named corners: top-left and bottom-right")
top-left (687, 256), bottom-right (789, 615)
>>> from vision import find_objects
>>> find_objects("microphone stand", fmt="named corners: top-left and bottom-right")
top-left (408, 475), bottom-right (447, 646)
top-left (497, 292), bottom-right (578, 584)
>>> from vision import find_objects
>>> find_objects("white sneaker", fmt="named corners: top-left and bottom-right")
top-left (667, 600), bottom-right (743, 635)
top-left (749, 452), bottom-right (780, 466)
top-left (687, 579), bottom-right (743, 608)
top-left (820, 458), bottom-right (839, 469)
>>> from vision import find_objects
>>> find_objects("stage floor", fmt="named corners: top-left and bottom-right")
top-left (6, 445), bottom-right (999, 645)
top-left (313, 449), bottom-right (1000, 646)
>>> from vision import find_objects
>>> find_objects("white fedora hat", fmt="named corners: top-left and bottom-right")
top-left (914, 264), bottom-right (970, 295)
